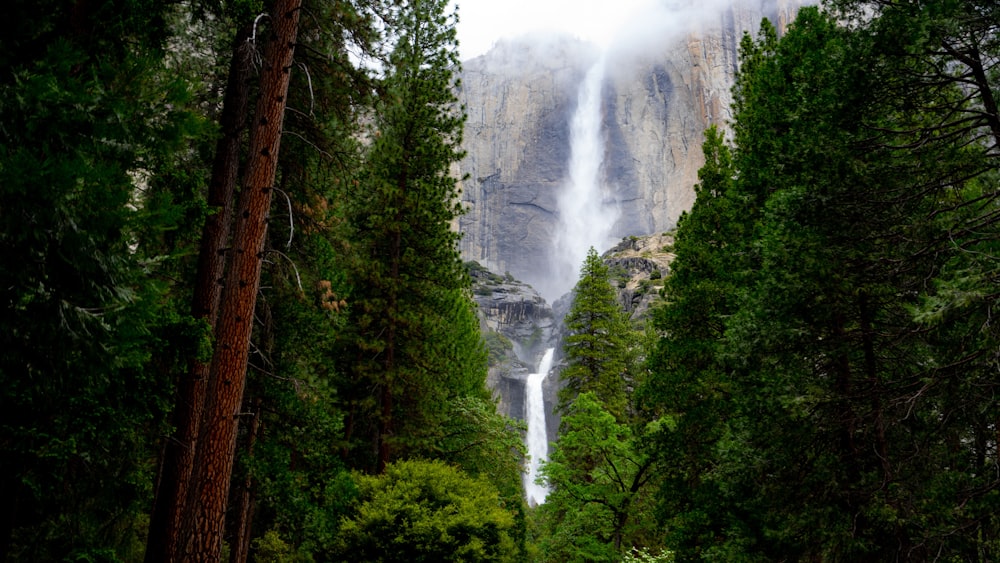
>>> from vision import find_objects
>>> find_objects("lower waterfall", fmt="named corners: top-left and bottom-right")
top-left (524, 347), bottom-right (556, 506)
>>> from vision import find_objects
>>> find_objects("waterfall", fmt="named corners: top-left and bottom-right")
top-left (547, 57), bottom-right (620, 302)
top-left (524, 347), bottom-right (556, 506)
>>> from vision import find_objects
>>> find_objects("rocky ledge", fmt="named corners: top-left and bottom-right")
top-left (467, 262), bottom-right (559, 422)
top-left (604, 232), bottom-right (675, 323)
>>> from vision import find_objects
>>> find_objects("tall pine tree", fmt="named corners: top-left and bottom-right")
top-left (646, 7), bottom-right (1000, 559)
top-left (339, 0), bottom-right (489, 473)
top-left (178, 0), bottom-right (302, 558)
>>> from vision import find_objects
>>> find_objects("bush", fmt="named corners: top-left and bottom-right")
top-left (335, 460), bottom-right (519, 562)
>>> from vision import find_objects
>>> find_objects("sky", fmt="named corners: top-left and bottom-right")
top-left (450, 0), bottom-right (662, 61)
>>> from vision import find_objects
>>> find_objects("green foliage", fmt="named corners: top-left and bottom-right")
top-left (243, 267), bottom-right (356, 559)
top-left (0, 1), bottom-right (208, 558)
top-left (229, 0), bottom-right (384, 553)
top-left (645, 6), bottom-right (1000, 560)
top-left (335, 459), bottom-right (519, 562)
top-left (338, 0), bottom-right (496, 473)
top-left (621, 547), bottom-right (674, 563)
top-left (535, 393), bottom-right (658, 562)
top-left (560, 248), bottom-right (632, 421)
top-left (534, 248), bottom-right (661, 561)
top-left (251, 529), bottom-right (300, 563)
top-left (484, 331), bottom-right (516, 367)
top-left (467, 260), bottom-right (509, 285)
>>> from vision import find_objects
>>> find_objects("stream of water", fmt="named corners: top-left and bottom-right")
top-left (548, 57), bottom-right (620, 302)
top-left (524, 347), bottom-right (556, 506)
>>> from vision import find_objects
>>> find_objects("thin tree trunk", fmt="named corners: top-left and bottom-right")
top-left (378, 224), bottom-right (400, 474)
top-left (229, 398), bottom-right (262, 563)
top-left (180, 1), bottom-right (301, 558)
top-left (145, 25), bottom-right (254, 563)
top-left (377, 170), bottom-right (407, 474)
top-left (943, 40), bottom-right (1000, 149)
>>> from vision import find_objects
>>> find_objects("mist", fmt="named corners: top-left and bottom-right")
top-left (455, 0), bottom-right (812, 303)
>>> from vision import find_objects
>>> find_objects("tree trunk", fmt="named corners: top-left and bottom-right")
top-left (378, 222), bottom-right (402, 474)
top-left (228, 399), bottom-right (262, 563)
top-left (180, 1), bottom-right (301, 558)
top-left (145, 25), bottom-right (253, 563)
top-left (943, 39), bottom-right (1000, 149)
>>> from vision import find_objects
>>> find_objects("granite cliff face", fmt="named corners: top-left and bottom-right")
top-left (468, 263), bottom-right (560, 424)
top-left (456, 0), bottom-right (802, 300)
top-left (604, 232), bottom-right (675, 323)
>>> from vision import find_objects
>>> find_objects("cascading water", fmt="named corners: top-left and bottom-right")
top-left (522, 57), bottom-right (620, 505)
top-left (524, 347), bottom-right (556, 506)
top-left (547, 56), bottom-right (620, 302)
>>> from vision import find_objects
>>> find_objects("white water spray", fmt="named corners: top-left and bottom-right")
top-left (524, 347), bottom-right (555, 506)
top-left (547, 57), bottom-right (620, 301)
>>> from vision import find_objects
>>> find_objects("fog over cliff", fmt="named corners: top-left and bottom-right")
top-left (455, 0), bottom-right (803, 302)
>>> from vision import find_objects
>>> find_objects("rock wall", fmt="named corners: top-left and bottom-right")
top-left (468, 264), bottom-right (560, 422)
top-left (603, 232), bottom-right (675, 323)
top-left (455, 0), bottom-right (803, 299)
top-left (457, 38), bottom-right (596, 299)
top-left (469, 231), bottom-right (677, 447)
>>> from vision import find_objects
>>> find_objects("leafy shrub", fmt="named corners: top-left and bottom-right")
top-left (335, 460), bottom-right (519, 562)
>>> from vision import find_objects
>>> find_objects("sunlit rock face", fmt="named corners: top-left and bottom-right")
top-left (455, 0), bottom-right (802, 301)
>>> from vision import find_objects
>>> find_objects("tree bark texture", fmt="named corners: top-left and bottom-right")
top-left (228, 399), bottom-right (262, 563)
top-left (180, 1), bottom-right (301, 559)
top-left (146, 26), bottom-right (253, 563)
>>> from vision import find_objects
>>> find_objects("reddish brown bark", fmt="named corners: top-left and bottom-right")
top-left (145, 26), bottom-right (253, 563)
top-left (180, 1), bottom-right (301, 559)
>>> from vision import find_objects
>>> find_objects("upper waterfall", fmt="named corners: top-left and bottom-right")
top-left (456, 2), bottom-right (808, 294)
top-left (545, 57), bottom-right (619, 301)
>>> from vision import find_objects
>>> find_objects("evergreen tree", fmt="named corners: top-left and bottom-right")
top-left (536, 393), bottom-right (658, 562)
top-left (0, 1), bottom-right (206, 559)
top-left (560, 247), bottom-right (632, 421)
top-left (338, 0), bottom-right (489, 474)
top-left (216, 0), bottom-right (383, 556)
top-left (179, 0), bottom-right (302, 558)
top-left (641, 125), bottom-right (746, 559)
top-left (146, 13), bottom-right (257, 561)
top-left (534, 249), bottom-right (660, 560)
top-left (646, 7), bottom-right (1000, 559)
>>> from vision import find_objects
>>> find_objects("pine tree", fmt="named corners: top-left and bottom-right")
top-left (178, 0), bottom-right (302, 558)
top-left (146, 17), bottom-right (257, 563)
top-left (538, 250), bottom-right (659, 560)
top-left (339, 0), bottom-right (486, 473)
top-left (642, 125), bottom-right (745, 558)
top-left (537, 393), bottom-right (658, 561)
top-left (560, 247), bottom-right (631, 421)
top-left (645, 8), bottom-right (1000, 559)
top-left (216, 1), bottom-right (384, 557)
